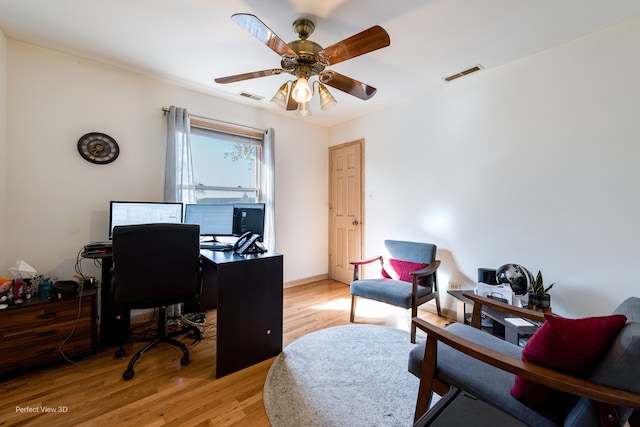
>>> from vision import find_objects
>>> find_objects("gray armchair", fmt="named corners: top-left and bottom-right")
top-left (408, 293), bottom-right (640, 427)
top-left (350, 240), bottom-right (441, 343)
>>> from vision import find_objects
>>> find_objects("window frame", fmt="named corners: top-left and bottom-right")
top-left (189, 118), bottom-right (264, 204)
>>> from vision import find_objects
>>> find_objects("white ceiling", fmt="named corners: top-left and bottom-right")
top-left (1, 0), bottom-right (640, 127)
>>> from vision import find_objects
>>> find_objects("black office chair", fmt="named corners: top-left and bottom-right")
top-left (111, 223), bottom-right (203, 380)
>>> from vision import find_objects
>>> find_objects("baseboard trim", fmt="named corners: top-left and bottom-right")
top-left (284, 274), bottom-right (329, 288)
top-left (419, 303), bottom-right (456, 322)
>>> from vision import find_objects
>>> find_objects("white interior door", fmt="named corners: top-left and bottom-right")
top-left (329, 140), bottom-right (363, 284)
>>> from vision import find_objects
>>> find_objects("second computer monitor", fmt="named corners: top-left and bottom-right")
top-left (233, 203), bottom-right (265, 240)
top-left (184, 204), bottom-right (234, 237)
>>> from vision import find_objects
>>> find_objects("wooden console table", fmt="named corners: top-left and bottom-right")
top-left (447, 290), bottom-right (539, 345)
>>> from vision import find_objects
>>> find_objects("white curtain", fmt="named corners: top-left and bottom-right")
top-left (164, 106), bottom-right (196, 203)
top-left (261, 128), bottom-right (276, 252)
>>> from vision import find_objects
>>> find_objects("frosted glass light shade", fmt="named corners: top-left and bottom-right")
top-left (318, 83), bottom-right (337, 111)
top-left (292, 77), bottom-right (312, 103)
top-left (297, 101), bottom-right (312, 116)
top-left (269, 83), bottom-right (289, 109)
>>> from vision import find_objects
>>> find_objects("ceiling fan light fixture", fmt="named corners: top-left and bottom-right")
top-left (297, 101), bottom-right (312, 117)
top-left (318, 83), bottom-right (337, 111)
top-left (292, 77), bottom-right (312, 103)
top-left (269, 82), bottom-right (290, 109)
top-left (216, 14), bottom-right (391, 114)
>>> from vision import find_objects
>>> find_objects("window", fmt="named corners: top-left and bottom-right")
top-left (190, 120), bottom-right (263, 204)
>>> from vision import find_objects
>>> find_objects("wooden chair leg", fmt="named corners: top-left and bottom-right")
top-left (434, 278), bottom-right (442, 316)
top-left (350, 295), bottom-right (357, 322)
top-left (414, 333), bottom-right (438, 423)
top-left (411, 305), bottom-right (419, 343)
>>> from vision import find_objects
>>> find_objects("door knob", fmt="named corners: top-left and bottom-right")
top-left (352, 220), bottom-right (359, 226)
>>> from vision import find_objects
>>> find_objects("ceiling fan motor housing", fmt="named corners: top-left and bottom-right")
top-left (284, 39), bottom-right (326, 77)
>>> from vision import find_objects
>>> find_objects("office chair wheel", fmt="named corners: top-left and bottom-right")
top-left (180, 355), bottom-right (190, 366)
top-left (114, 347), bottom-right (126, 359)
top-left (122, 368), bottom-right (135, 380)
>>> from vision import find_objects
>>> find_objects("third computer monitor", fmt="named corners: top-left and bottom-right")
top-left (233, 203), bottom-right (265, 240)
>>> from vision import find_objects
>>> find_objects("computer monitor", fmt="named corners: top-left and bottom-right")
top-left (109, 201), bottom-right (184, 239)
top-left (233, 202), bottom-right (266, 240)
top-left (184, 204), bottom-right (234, 239)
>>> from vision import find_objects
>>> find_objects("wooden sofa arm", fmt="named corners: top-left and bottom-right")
top-left (349, 257), bottom-right (440, 283)
top-left (411, 260), bottom-right (441, 278)
top-left (411, 260), bottom-right (441, 297)
top-left (462, 291), bottom-right (546, 328)
top-left (412, 317), bottom-right (640, 411)
top-left (349, 256), bottom-right (383, 266)
top-left (349, 256), bottom-right (382, 281)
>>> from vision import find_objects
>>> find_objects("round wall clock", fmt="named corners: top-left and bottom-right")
top-left (77, 132), bottom-right (120, 164)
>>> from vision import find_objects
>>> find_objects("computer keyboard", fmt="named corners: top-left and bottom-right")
top-left (200, 242), bottom-right (233, 251)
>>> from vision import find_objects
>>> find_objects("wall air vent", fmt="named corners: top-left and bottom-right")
top-left (239, 91), bottom-right (265, 101)
top-left (443, 64), bottom-right (484, 82)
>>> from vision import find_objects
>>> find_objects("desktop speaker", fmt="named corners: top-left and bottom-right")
top-left (477, 268), bottom-right (497, 285)
top-left (51, 280), bottom-right (79, 299)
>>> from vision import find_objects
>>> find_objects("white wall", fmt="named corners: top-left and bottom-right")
top-left (3, 41), bottom-right (328, 285)
top-left (329, 18), bottom-right (640, 318)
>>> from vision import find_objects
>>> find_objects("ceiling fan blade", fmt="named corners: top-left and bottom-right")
top-left (215, 69), bottom-right (285, 84)
top-left (231, 13), bottom-right (298, 57)
top-left (319, 25), bottom-right (390, 66)
top-left (320, 71), bottom-right (377, 100)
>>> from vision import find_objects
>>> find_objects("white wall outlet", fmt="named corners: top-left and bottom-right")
top-left (448, 282), bottom-right (461, 291)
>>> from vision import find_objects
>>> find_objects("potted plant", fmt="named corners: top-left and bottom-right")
top-left (528, 270), bottom-right (554, 310)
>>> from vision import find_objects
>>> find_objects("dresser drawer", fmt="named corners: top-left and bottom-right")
top-left (0, 297), bottom-right (89, 334)
top-left (0, 294), bottom-right (95, 376)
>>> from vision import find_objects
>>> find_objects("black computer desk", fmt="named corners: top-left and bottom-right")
top-left (86, 249), bottom-right (283, 378)
top-left (199, 250), bottom-right (283, 377)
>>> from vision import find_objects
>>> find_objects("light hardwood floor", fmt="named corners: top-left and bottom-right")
top-left (0, 279), bottom-right (450, 427)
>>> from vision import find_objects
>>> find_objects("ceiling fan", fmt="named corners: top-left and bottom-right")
top-left (214, 13), bottom-right (391, 115)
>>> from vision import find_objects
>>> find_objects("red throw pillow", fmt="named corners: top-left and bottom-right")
top-left (510, 313), bottom-right (627, 406)
top-left (381, 258), bottom-right (429, 284)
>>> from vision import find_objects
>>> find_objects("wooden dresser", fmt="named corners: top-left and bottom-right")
top-left (0, 290), bottom-right (96, 377)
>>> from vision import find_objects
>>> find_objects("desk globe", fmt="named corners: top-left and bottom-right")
top-left (496, 264), bottom-right (532, 296)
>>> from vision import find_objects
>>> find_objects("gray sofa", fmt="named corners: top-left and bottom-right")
top-left (408, 294), bottom-right (640, 427)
